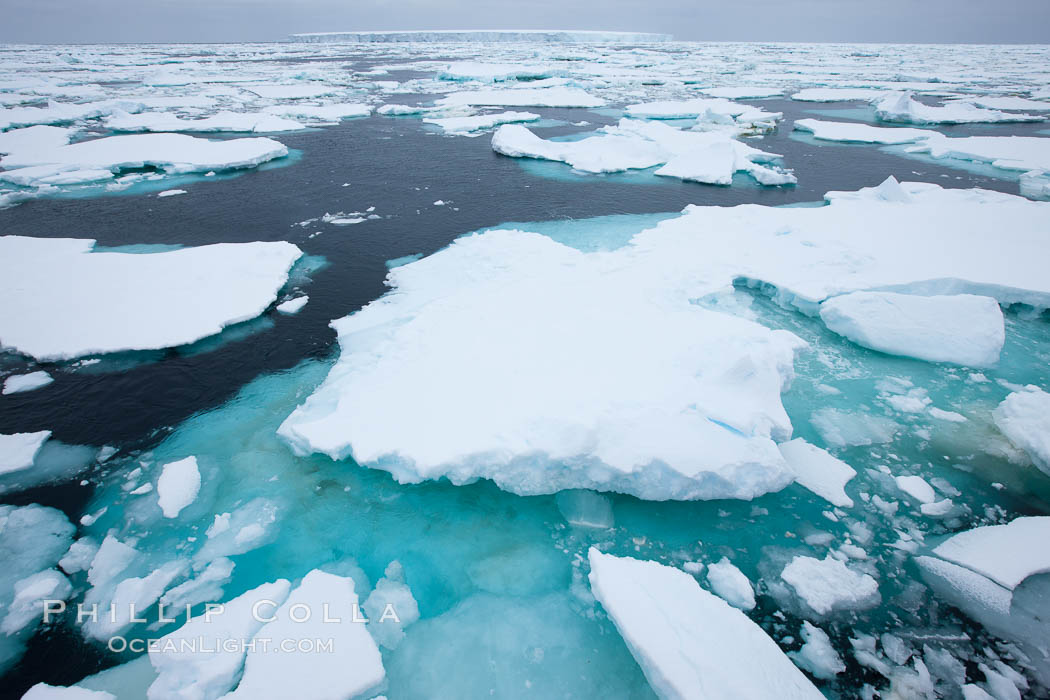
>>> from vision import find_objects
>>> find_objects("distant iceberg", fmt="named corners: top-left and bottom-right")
top-left (289, 30), bottom-right (673, 43)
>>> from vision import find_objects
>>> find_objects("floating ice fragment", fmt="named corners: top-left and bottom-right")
top-left (781, 555), bottom-right (880, 616)
top-left (437, 87), bottom-right (605, 108)
top-left (992, 387), bottom-right (1050, 476)
top-left (875, 92), bottom-right (1044, 124)
top-left (156, 189), bottom-right (186, 198)
top-left (275, 296), bottom-right (309, 314)
top-left (156, 457), bottom-right (201, 518)
top-left (2, 371), bottom-right (54, 394)
top-left (932, 516), bottom-right (1050, 590)
top-left (790, 621), bottom-right (845, 679)
top-left (894, 475), bottom-right (937, 504)
top-left (705, 557), bottom-right (756, 610)
top-left (0, 431), bottom-right (52, 475)
top-left (778, 438), bottom-right (856, 507)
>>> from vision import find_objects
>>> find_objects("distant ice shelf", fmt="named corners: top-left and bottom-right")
top-left (289, 30), bottom-right (673, 43)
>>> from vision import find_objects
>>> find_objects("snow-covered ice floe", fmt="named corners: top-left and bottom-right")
top-left (492, 119), bottom-right (796, 185)
top-left (790, 88), bottom-right (888, 102)
top-left (0, 431), bottom-right (52, 476)
top-left (915, 517), bottom-right (1050, 685)
top-left (436, 87), bottom-right (605, 109)
top-left (0, 236), bottom-right (302, 360)
top-left (778, 438), bottom-right (856, 507)
top-left (0, 133), bottom-right (288, 188)
top-left (625, 97), bottom-right (783, 134)
top-left (278, 179), bottom-right (1050, 501)
top-left (780, 554), bottom-right (881, 616)
top-left (793, 118), bottom-right (934, 145)
top-left (993, 386), bottom-right (1050, 476)
top-left (424, 111), bottom-right (539, 135)
top-left (819, 292), bottom-right (1006, 367)
top-left (874, 92), bottom-right (1045, 125)
top-left (103, 110), bottom-right (306, 133)
top-left (587, 549), bottom-right (823, 699)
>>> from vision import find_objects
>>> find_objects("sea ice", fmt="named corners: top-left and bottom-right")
top-left (436, 87), bottom-right (605, 108)
top-left (909, 134), bottom-right (1050, 175)
top-left (2, 370), bottom-right (54, 395)
top-left (224, 570), bottom-right (384, 700)
top-left (362, 561), bottom-right (419, 650)
top-left (993, 387), bottom-right (1050, 475)
top-left (263, 104), bottom-right (372, 123)
top-left (790, 621), bottom-right (845, 679)
top-left (874, 92), bottom-right (1044, 124)
top-left (0, 133), bottom-right (288, 188)
top-left (780, 555), bottom-right (880, 616)
top-left (0, 125), bottom-right (75, 154)
top-left (819, 292), bottom-right (1006, 367)
top-left (587, 549), bottom-right (823, 699)
top-left (275, 296), bottom-right (309, 314)
top-left (156, 457), bottom-right (201, 518)
top-left (0, 236), bottom-right (302, 360)
top-left (809, 409), bottom-right (899, 448)
top-left (156, 189), bottom-right (185, 198)
top-left (931, 516), bottom-right (1050, 590)
top-left (700, 87), bottom-right (784, 99)
top-left (104, 110), bottom-right (306, 134)
top-left (424, 111), bottom-right (539, 135)
top-left (21, 685), bottom-right (114, 700)
top-left (778, 438), bottom-right (856, 507)
top-left (0, 431), bottom-right (51, 476)
top-left (625, 97), bottom-right (782, 133)
top-left (793, 118), bottom-right (934, 145)
top-left (705, 557), bottom-right (756, 610)
top-left (790, 88), bottom-right (888, 102)
top-left (894, 475), bottom-right (937, 504)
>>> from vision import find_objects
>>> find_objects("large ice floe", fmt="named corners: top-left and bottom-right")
top-left (436, 87), bottom-right (606, 108)
top-left (587, 549), bottom-right (823, 699)
top-left (993, 387), bottom-right (1050, 476)
top-left (0, 236), bottom-right (302, 360)
top-left (874, 92), bottom-right (1045, 124)
top-left (915, 517), bottom-right (1050, 685)
top-left (624, 97), bottom-right (783, 134)
top-left (492, 119), bottom-right (796, 185)
top-left (103, 110), bottom-right (306, 133)
top-left (0, 133), bottom-right (287, 189)
top-left (279, 179), bottom-right (1050, 502)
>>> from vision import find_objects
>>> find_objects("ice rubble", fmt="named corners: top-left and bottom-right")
top-left (874, 92), bottom-right (1044, 124)
top-left (104, 110), bottom-right (306, 134)
top-left (819, 292), bottom-right (1006, 367)
top-left (587, 550), bottom-right (824, 699)
top-left (3, 370), bottom-right (54, 394)
top-left (225, 570), bottom-right (385, 700)
top-left (0, 236), bottom-right (302, 360)
top-left (436, 87), bottom-right (605, 108)
top-left (0, 431), bottom-right (51, 476)
top-left (780, 555), bottom-right (881, 616)
top-left (492, 119), bottom-right (796, 185)
top-left (279, 180), bottom-right (1050, 501)
top-left (993, 387), bottom-right (1050, 476)
top-left (424, 110), bottom-right (539, 135)
top-left (0, 133), bottom-right (288, 187)
top-left (777, 438), bottom-right (856, 507)
top-left (0, 100), bottom-right (144, 131)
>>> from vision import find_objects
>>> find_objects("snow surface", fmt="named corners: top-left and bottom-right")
top-left (2, 371), bottom-right (54, 395)
top-left (932, 516), bottom-right (1050, 590)
top-left (587, 549), bottom-right (823, 699)
top-left (492, 119), bottom-right (795, 185)
top-left (104, 110), bottom-right (306, 133)
top-left (275, 296), bottom-right (309, 314)
top-left (0, 431), bottom-right (51, 476)
top-left (156, 457), bottom-right (201, 518)
top-left (777, 438), bottom-right (856, 507)
top-left (0, 133), bottom-right (288, 188)
top-left (225, 570), bottom-right (385, 700)
top-left (0, 125), bottom-right (74, 154)
top-left (819, 292), bottom-right (1006, 367)
top-left (793, 118), bottom-right (934, 145)
top-left (156, 189), bottom-right (185, 198)
top-left (790, 621), bottom-right (845, 680)
top-left (781, 555), bottom-right (880, 615)
top-left (874, 92), bottom-right (1044, 124)
top-left (0, 236), bottom-right (302, 360)
top-left (437, 87), bottom-right (605, 108)
top-left (993, 387), bottom-right (1050, 476)
top-left (424, 111), bottom-right (539, 135)
top-left (910, 134), bottom-right (1050, 174)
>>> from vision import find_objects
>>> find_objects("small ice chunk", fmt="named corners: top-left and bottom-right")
top-left (2, 569), bottom-right (71, 635)
top-left (0, 431), bottom-right (52, 476)
top-left (820, 292), bottom-right (1005, 367)
top-left (587, 549), bottom-right (823, 699)
top-left (3, 371), bottom-right (54, 395)
top-left (362, 561), bottom-right (420, 650)
top-left (705, 557), bottom-right (756, 610)
top-left (275, 296), bottom-right (309, 314)
top-left (790, 621), bottom-right (845, 679)
top-left (929, 408), bottom-right (967, 422)
top-left (993, 386), bottom-right (1050, 476)
top-left (59, 537), bottom-right (100, 575)
top-left (156, 189), bottom-right (186, 198)
top-left (555, 489), bottom-right (614, 529)
top-left (781, 555), bottom-right (880, 616)
top-left (778, 438), bottom-right (856, 507)
top-left (156, 457), bottom-right (201, 518)
top-left (810, 409), bottom-right (898, 448)
top-left (894, 474), bottom-right (937, 504)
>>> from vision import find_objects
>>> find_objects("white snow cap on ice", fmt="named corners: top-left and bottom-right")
top-left (778, 438), bottom-right (856, 507)
top-left (932, 516), bottom-right (1050, 590)
top-left (3, 371), bottom-right (54, 395)
top-left (0, 431), bottom-right (52, 476)
top-left (819, 292), bottom-right (1005, 367)
top-left (587, 549), bottom-right (823, 699)
top-left (705, 557), bottom-right (756, 610)
top-left (993, 387), bottom-right (1050, 476)
top-left (0, 236), bottom-right (302, 360)
top-left (781, 555), bottom-right (880, 616)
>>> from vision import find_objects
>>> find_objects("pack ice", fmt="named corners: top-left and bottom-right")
top-left (874, 92), bottom-right (1044, 124)
top-left (492, 119), bottom-right (796, 185)
top-left (587, 550), bottom-right (823, 699)
top-left (0, 236), bottom-right (302, 360)
top-left (279, 180), bottom-right (1050, 501)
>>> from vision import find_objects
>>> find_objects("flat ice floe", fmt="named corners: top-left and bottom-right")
top-left (587, 550), bottom-right (823, 699)
top-left (777, 438), bottom-right (856, 507)
top-left (104, 110), bottom-right (306, 133)
top-left (492, 119), bottom-right (795, 185)
top-left (279, 180), bottom-right (1050, 501)
top-left (436, 87), bottom-right (605, 108)
top-left (0, 125), bottom-right (75, 154)
top-left (993, 387), bottom-right (1050, 476)
top-left (424, 110), bottom-right (539, 135)
top-left (874, 92), bottom-right (1044, 124)
top-left (931, 516), bottom-right (1050, 591)
top-left (793, 118), bottom-right (934, 145)
top-left (0, 236), bottom-right (302, 360)
top-left (2, 370), bottom-right (54, 395)
top-left (0, 431), bottom-right (51, 476)
top-left (780, 555), bottom-right (881, 616)
top-left (790, 88), bottom-right (888, 102)
top-left (0, 133), bottom-right (288, 188)
top-left (819, 292), bottom-right (1006, 367)
top-left (700, 86), bottom-right (785, 99)
top-left (625, 97), bottom-right (783, 133)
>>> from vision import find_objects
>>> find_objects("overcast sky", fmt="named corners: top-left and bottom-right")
top-left (1, 0), bottom-right (1048, 44)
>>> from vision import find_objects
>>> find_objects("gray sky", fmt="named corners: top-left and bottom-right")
top-left (1, 0), bottom-right (1049, 44)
